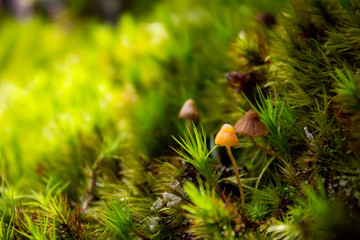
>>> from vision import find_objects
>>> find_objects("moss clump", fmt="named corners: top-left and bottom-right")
top-left (1, 0), bottom-right (360, 239)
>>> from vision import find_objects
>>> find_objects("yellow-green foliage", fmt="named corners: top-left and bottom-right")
top-left (2, 0), bottom-right (359, 239)
top-left (0, 0), bottom-right (251, 193)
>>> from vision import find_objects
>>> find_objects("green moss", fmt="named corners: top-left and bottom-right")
top-left (1, 0), bottom-right (360, 239)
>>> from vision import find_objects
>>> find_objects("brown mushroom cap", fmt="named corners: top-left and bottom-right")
top-left (234, 109), bottom-right (269, 136)
top-left (178, 99), bottom-right (200, 121)
top-left (215, 123), bottom-right (239, 146)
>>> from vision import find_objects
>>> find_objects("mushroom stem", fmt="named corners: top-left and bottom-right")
top-left (249, 136), bottom-right (281, 158)
top-left (186, 119), bottom-right (192, 132)
top-left (225, 146), bottom-right (245, 209)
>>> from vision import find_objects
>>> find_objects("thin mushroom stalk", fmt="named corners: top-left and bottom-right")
top-left (249, 135), bottom-right (281, 158)
top-left (215, 124), bottom-right (246, 209)
top-left (226, 145), bottom-right (245, 209)
top-left (186, 119), bottom-right (192, 131)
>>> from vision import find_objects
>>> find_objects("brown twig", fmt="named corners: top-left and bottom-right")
top-left (81, 154), bottom-right (103, 214)
top-left (134, 229), bottom-right (150, 240)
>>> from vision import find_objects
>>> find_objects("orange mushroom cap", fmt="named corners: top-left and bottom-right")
top-left (215, 124), bottom-right (239, 146)
top-left (234, 109), bottom-right (269, 136)
top-left (178, 99), bottom-right (200, 122)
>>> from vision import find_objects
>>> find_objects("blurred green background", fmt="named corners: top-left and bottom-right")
top-left (0, 0), bottom-right (287, 195)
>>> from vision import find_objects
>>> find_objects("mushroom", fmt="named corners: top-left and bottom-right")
top-left (178, 99), bottom-right (200, 130)
top-left (215, 123), bottom-right (246, 209)
top-left (234, 109), bottom-right (280, 158)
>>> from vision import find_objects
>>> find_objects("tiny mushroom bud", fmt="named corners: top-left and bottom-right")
top-left (234, 109), bottom-right (280, 158)
top-left (178, 99), bottom-right (199, 122)
top-left (215, 124), bottom-right (245, 209)
top-left (179, 99), bottom-right (200, 130)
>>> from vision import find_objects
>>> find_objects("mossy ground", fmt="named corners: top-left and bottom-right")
top-left (0, 0), bottom-right (359, 239)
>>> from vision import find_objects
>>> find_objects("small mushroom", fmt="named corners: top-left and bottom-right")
top-left (234, 109), bottom-right (280, 158)
top-left (215, 124), bottom-right (246, 209)
top-left (178, 99), bottom-right (200, 130)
